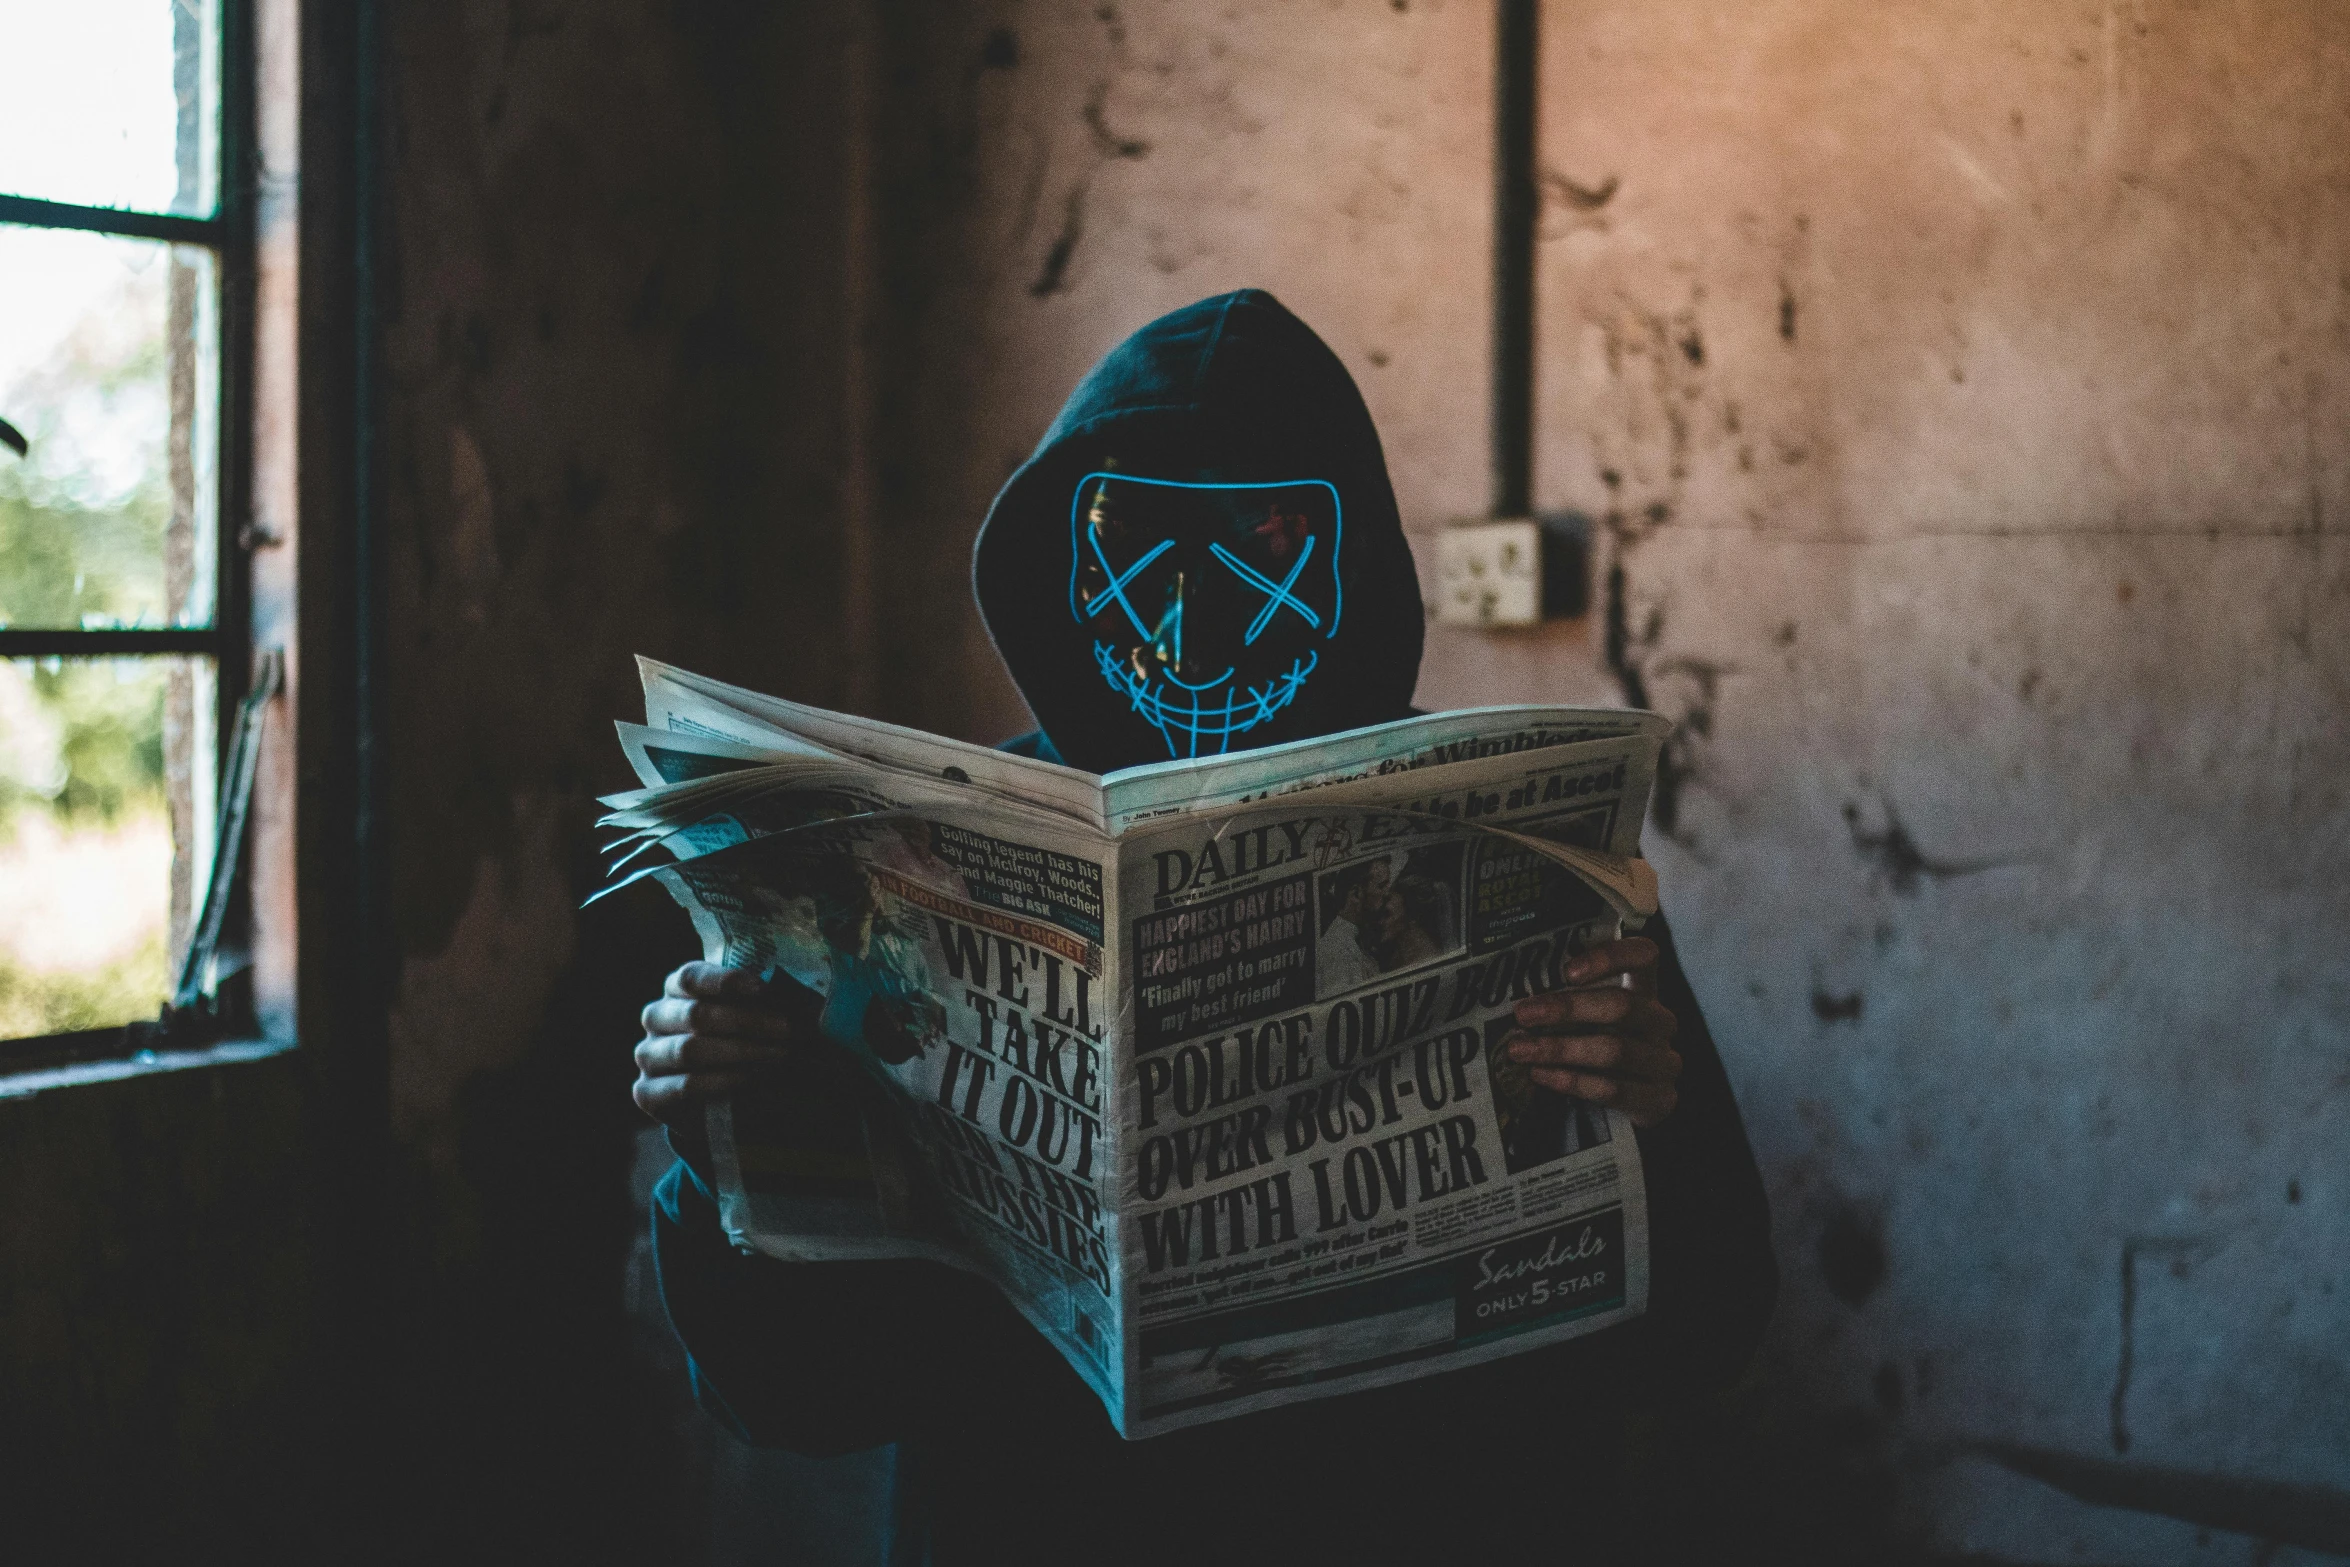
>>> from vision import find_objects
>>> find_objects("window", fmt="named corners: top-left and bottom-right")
top-left (0, 1), bottom-right (258, 1065)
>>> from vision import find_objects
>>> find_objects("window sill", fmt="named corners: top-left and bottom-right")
top-left (0, 1034), bottom-right (297, 1101)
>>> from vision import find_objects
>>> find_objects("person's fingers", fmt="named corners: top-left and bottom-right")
top-left (665, 962), bottom-right (768, 1003)
top-left (1513, 986), bottom-right (1682, 1033)
top-left (1511, 1029), bottom-right (1682, 1081)
top-left (1505, 1030), bottom-right (1623, 1072)
top-left (1630, 1042), bottom-right (1684, 1088)
top-left (1617, 1078), bottom-right (1680, 1128)
top-left (634, 1030), bottom-right (793, 1079)
top-left (1529, 1066), bottom-right (1680, 1127)
top-left (1562, 936), bottom-right (1661, 995)
top-left (1619, 997), bottom-right (1676, 1051)
top-left (1529, 1067), bottom-right (1619, 1103)
top-left (632, 1070), bottom-right (753, 1126)
top-left (639, 994), bottom-right (796, 1042)
top-left (1513, 986), bottom-right (1626, 1033)
top-left (1560, 939), bottom-right (1673, 1000)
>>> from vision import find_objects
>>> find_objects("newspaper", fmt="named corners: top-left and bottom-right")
top-left (600, 657), bottom-right (1673, 1438)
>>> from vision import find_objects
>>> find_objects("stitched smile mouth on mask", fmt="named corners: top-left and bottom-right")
top-left (1092, 643), bottom-right (1320, 756)
top-left (1068, 472), bottom-right (1344, 761)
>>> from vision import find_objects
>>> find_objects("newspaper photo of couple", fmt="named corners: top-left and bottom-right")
top-left (1312, 843), bottom-right (1466, 997)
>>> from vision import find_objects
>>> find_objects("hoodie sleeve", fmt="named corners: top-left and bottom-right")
top-left (650, 1149), bottom-right (1002, 1454)
top-left (1624, 911), bottom-right (1779, 1395)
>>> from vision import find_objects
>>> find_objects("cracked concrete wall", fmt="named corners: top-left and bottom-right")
top-left (1515, 3), bottom-right (2350, 1561)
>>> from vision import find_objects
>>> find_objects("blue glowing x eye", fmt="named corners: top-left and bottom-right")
top-left (1081, 532), bottom-right (1171, 641)
top-left (1209, 536), bottom-right (1320, 644)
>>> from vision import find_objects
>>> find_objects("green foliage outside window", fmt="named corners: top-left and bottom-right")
top-left (1, 280), bottom-right (177, 1035)
top-left (0, 291), bottom-right (173, 833)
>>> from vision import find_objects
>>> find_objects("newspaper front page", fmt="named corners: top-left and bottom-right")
top-left (600, 664), bottom-right (1668, 1438)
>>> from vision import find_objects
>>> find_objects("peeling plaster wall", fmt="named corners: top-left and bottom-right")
top-left (1520, 3), bottom-right (2350, 1561)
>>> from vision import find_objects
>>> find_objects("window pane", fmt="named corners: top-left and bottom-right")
top-left (0, 0), bottom-right (219, 216)
top-left (0, 227), bottom-right (217, 630)
top-left (0, 655), bottom-right (215, 1040)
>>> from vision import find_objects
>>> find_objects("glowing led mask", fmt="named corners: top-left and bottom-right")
top-left (1069, 472), bottom-right (1343, 760)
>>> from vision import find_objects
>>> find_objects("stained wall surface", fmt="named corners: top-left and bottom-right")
top-left (1510, 3), bottom-right (2350, 1561)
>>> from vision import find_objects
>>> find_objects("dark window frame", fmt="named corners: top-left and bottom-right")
top-left (0, 0), bottom-right (260, 1072)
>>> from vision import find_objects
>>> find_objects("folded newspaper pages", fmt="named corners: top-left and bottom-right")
top-left (600, 657), bottom-right (1672, 1438)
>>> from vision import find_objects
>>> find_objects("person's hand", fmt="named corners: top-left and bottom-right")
top-left (633, 962), bottom-right (800, 1136)
top-left (1503, 936), bottom-right (1682, 1127)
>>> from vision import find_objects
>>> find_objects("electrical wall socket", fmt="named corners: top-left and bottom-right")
top-left (1435, 519), bottom-right (1542, 627)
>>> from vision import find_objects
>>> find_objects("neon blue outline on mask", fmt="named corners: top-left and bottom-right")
top-left (1067, 472), bottom-right (1344, 635)
top-left (1068, 472), bottom-right (1345, 760)
top-left (1209, 535), bottom-right (1319, 643)
top-left (1094, 642), bottom-right (1318, 761)
top-left (1080, 533), bottom-right (1172, 640)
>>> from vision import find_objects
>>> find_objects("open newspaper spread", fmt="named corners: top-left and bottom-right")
top-left (599, 657), bottom-right (1672, 1438)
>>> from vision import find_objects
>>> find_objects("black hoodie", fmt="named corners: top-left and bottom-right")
top-left (651, 292), bottom-right (1776, 1566)
top-left (976, 289), bottom-right (1426, 770)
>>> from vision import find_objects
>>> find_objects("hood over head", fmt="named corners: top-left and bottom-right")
top-left (974, 290), bottom-right (1425, 775)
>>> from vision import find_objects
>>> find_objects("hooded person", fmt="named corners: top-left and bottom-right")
top-left (974, 287), bottom-right (1427, 771)
top-left (643, 291), bottom-right (1776, 1566)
